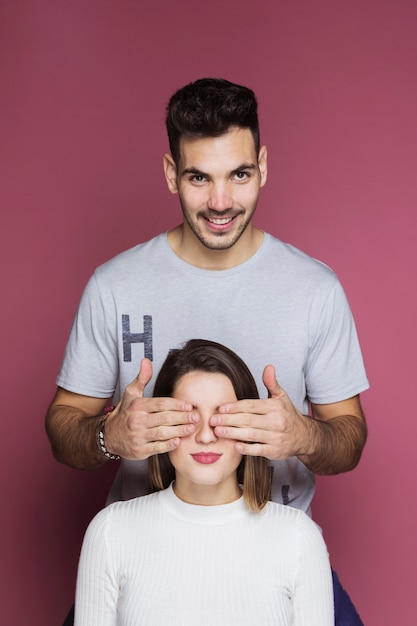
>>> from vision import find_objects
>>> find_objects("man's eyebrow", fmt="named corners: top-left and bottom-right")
top-left (230, 163), bottom-right (257, 175)
top-left (180, 167), bottom-right (208, 177)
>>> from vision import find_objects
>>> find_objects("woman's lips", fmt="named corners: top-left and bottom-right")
top-left (191, 452), bottom-right (222, 464)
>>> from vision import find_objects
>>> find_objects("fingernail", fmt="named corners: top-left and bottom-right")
top-left (211, 416), bottom-right (219, 426)
top-left (184, 425), bottom-right (194, 435)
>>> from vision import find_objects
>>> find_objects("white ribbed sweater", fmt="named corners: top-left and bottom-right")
top-left (75, 484), bottom-right (334, 625)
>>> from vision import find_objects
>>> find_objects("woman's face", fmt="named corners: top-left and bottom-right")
top-left (168, 370), bottom-right (243, 505)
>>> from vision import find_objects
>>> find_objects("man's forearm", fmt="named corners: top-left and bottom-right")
top-left (45, 406), bottom-right (107, 470)
top-left (298, 413), bottom-right (368, 475)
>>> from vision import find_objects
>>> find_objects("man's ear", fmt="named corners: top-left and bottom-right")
top-left (258, 145), bottom-right (268, 188)
top-left (163, 153), bottom-right (179, 194)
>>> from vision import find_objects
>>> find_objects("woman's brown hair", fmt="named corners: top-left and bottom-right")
top-left (148, 339), bottom-right (271, 512)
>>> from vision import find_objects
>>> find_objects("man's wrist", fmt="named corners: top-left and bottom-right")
top-left (95, 407), bottom-right (120, 460)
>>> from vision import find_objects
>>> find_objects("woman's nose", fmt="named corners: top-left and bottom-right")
top-left (195, 416), bottom-right (218, 444)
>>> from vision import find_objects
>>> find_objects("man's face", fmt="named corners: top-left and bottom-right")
top-left (164, 127), bottom-right (267, 256)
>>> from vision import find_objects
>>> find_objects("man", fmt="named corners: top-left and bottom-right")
top-left (46, 78), bottom-right (369, 624)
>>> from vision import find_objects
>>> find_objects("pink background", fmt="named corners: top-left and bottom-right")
top-left (1, 1), bottom-right (416, 623)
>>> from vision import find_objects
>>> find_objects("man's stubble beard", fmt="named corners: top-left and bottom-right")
top-left (180, 201), bottom-right (257, 251)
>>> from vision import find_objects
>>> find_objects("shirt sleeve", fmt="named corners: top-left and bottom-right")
top-left (57, 271), bottom-right (118, 398)
top-left (74, 508), bottom-right (119, 626)
top-left (306, 279), bottom-right (369, 404)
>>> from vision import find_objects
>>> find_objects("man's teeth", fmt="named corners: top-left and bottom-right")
top-left (208, 217), bottom-right (233, 225)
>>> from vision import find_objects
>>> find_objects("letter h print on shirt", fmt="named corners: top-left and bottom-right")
top-left (122, 314), bottom-right (153, 361)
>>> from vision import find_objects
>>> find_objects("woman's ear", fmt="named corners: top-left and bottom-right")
top-left (163, 153), bottom-right (179, 194)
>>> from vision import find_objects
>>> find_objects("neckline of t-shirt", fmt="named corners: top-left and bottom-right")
top-left (159, 231), bottom-right (272, 276)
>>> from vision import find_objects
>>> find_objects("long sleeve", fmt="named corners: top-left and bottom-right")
top-left (75, 509), bottom-right (118, 626)
top-left (292, 515), bottom-right (334, 625)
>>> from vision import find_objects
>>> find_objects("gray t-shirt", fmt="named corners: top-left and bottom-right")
top-left (57, 232), bottom-right (369, 514)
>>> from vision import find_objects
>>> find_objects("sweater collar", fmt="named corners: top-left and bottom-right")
top-left (158, 483), bottom-right (249, 525)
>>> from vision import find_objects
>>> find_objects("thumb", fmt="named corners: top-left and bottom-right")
top-left (130, 358), bottom-right (153, 398)
top-left (262, 364), bottom-right (284, 399)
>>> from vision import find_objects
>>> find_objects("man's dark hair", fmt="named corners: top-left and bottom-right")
top-left (166, 78), bottom-right (260, 165)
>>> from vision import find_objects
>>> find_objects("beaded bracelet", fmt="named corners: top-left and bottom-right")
top-left (96, 405), bottom-right (120, 460)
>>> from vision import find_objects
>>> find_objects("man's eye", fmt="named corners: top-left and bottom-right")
top-left (235, 171), bottom-right (249, 180)
top-left (191, 175), bottom-right (205, 183)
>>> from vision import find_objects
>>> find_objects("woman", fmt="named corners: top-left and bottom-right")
top-left (75, 339), bottom-right (334, 625)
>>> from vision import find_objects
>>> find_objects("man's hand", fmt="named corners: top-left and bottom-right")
top-left (46, 358), bottom-right (199, 470)
top-left (210, 364), bottom-right (313, 461)
top-left (210, 364), bottom-right (367, 474)
top-left (104, 358), bottom-right (199, 460)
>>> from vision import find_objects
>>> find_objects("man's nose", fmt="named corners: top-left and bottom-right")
top-left (208, 182), bottom-right (232, 211)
